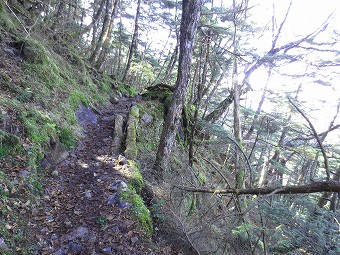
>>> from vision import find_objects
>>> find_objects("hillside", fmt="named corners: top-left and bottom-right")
top-left (1, 1), bottom-right (340, 255)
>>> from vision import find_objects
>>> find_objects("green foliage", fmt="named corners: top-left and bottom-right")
top-left (20, 109), bottom-right (57, 144)
top-left (127, 160), bottom-right (144, 194)
top-left (0, 131), bottom-right (20, 158)
top-left (0, 3), bottom-right (17, 31)
top-left (130, 61), bottom-right (156, 87)
top-left (68, 90), bottom-right (89, 109)
top-left (121, 187), bottom-right (153, 238)
top-left (23, 39), bottom-right (49, 64)
top-left (58, 127), bottom-right (74, 149)
top-left (117, 84), bottom-right (137, 96)
top-left (260, 199), bottom-right (340, 255)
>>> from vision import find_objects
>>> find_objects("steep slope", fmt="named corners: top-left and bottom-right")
top-left (0, 4), bottom-right (175, 254)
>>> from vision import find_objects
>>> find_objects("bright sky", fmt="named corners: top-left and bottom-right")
top-left (244, 0), bottom-right (340, 139)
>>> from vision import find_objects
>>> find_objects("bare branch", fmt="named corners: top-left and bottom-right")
top-left (175, 181), bottom-right (340, 195)
top-left (288, 98), bottom-right (330, 180)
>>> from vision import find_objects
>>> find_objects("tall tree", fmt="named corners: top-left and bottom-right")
top-left (122, 0), bottom-right (142, 82)
top-left (154, 0), bottom-right (202, 177)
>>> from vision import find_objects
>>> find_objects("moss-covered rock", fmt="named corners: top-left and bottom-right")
top-left (23, 39), bottom-right (49, 64)
top-left (124, 105), bottom-right (139, 160)
top-left (121, 187), bottom-right (153, 238)
top-left (127, 160), bottom-right (144, 194)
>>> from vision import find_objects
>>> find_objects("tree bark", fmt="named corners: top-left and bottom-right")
top-left (89, 0), bottom-right (115, 64)
top-left (95, 0), bottom-right (118, 68)
top-left (154, 0), bottom-right (202, 177)
top-left (122, 0), bottom-right (141, 82)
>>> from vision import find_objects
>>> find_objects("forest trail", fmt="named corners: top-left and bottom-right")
top-left (29, 96), bottom-right (172, 255)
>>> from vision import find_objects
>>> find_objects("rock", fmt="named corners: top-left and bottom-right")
top-left (53, 249), bottom-right (67, 255)
top-left (131, 236), bottom-right (139, 244)
top-left (44, 143), bottom-right (69, 166)
top-left (67, 226), bottom-right (89, 241)
top-left (75, 103), bottom-right (97, 125)
top-left (84, 190), bottom-right (92, 199)
top-left (110, 180), bottom-right (128, 191)
top-left (102, 137), bottom-right (111, 144)
top-left (51, 170), bottom-right (59, 177)
top-left (117, 201), bottom-right (132, 209)
top-left (112, 116), bottom-right (124, 155)
top-left (0, 237), bottom-right (7, 249)
top-left (68, 242), bottom-right (83, 253)
top-left (10, 179), bottom-right (19, 185)
top-left (19, 169), bottom-right (30, 178)
top-left (112, 226), bottom-right (121, 233)
top-left (83, 232), bottom-right (97, 242)
top-left (109, 96), bottom-right (119, 104)
top-left (102, 247), bottom-right (112, 253)
top-left (107, 192), bottom-right (121, 205)
top-left (117, 155), bottom-right (128, 165)
top-left (141, 113), bottom-right (153, 125)
top-left (102, 115), bottom-right (115, 122)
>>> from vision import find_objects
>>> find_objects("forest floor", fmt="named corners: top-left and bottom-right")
top-left (28, 97), bottom-right (176, 255)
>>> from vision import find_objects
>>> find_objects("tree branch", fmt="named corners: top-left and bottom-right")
top-left (288, 98), bottom-right (330, 180)
top-left (175, 181), bottom-right (340, 195)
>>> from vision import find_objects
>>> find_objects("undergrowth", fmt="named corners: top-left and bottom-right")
top-left (0, 5), bottom-right (117, 253)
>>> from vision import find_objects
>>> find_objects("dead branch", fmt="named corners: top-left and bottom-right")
top-left (288, 98), bottom-right (330, 180)
top-left (175, 181), bottom-right (340, 195)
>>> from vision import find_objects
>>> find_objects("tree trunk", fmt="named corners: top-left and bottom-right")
top-left (154, 0), bottom-right (202, 178)
top-left (122, 0), bottom-right (141, 82)
top-left (95, 0), bottom-right (118, 68)
top-left (89, 0), bottom-right (115, 64)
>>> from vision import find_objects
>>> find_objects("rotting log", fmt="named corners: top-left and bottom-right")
top-left (175, 181), bottom-right (340, 195)
top-left (111, 114), bottom-right (124, 155)
top-left (124, 105), bottom-right (139, 160)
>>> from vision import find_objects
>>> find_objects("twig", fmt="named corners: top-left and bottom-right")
top-left (288, 98), bottom-right (330, 180)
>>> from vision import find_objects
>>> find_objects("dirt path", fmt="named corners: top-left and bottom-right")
top-left (30, 97), bottom-right (172, 255)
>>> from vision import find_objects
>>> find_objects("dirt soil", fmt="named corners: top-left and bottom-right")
top-left (29, 97), bottom-right (176, 255)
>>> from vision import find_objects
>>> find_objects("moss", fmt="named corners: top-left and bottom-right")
top-left (117, 84), bottom-right (137, 96)
top-left (58, 127), bottom-right (74, 149)
top-left (68, 90), bottom-right (89, 109)
top-left (0, 131), bottom-right (21, 158)
top-left (127, 160), bottom-right (144, 194)
top-left (20, 109), bottom-right (58, 145)
top-left (0, 4), bottom-right (17, 31)
top-left (121, 187), bottom-right (153, 238)
top-left (23, 39), bottom-right (49, 64)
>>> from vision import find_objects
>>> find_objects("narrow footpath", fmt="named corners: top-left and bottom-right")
top-left (30, 97), bottom-right (173, 255)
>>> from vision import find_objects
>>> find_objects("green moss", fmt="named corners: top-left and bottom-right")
top-left (117, 84), bottom-right (137, 96)
top-left (23, 39), bottom-right (49, 64)
top-left (68, 90), bottom-right (89, 109)
top-left (20, 109), bottom-right (58, 144)
top-left (121, 188), bottom-right (153, 238)
top-left (0, 131), bottom-right (20, 158)
top-left (127, 160), bottom-right (144, 194)
top-left (58, 127), bottom-right (74, 149)
top-left (0, 4), bottom-right (17, 31)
